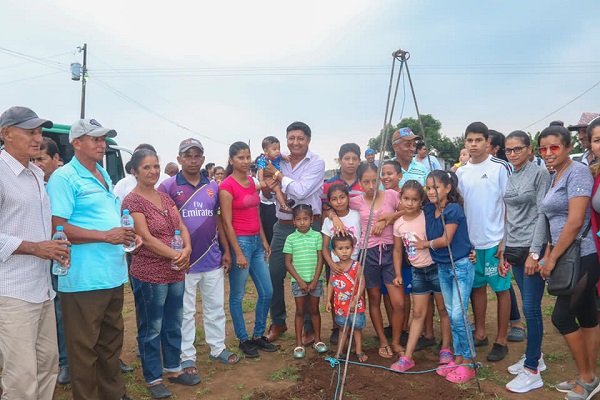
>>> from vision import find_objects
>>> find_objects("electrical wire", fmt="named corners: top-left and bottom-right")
top-left (521, 78), bottom-right (600, 130)
top-left (0, 71), bottom-right (63, 86)
top-left (92, 78), bottom-right (231, 146)
top-left (0, 47), bottom-right (70, 71)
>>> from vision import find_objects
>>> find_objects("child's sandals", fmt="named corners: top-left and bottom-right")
top-left (355, 352), bottom-right (368, 363)
top-left (293, 346), bottom-right (306, 359)
top-left (312, 342), bottom-right (328, 354)
top-left (378, 345), bottom-right (394, 359)
top-left (279, 204), bottom-right (293, 214)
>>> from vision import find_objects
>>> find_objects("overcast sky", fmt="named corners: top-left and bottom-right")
top-left (1, 0), bottom-right (598, 169)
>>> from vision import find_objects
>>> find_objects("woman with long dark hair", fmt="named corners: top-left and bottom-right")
top-left (219, 142), bottom-right (277, 358)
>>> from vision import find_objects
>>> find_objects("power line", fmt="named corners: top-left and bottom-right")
top-left (92, 78), bottom-right (230, 146)
top-left (0, 71), bottom-right (63, 86)
top-left (521, 78), bottom-right (600, 130)
top-left (0, 50), bottom-right (74, 71)
top-left (0, 47), bottom-right (69, 72)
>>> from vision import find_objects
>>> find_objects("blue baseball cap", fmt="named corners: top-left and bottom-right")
top-left (365, 148), bottom-right (375, 155)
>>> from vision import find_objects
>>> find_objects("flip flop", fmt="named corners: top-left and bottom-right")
top-left (356, 352), bottom-right (368, 363)
top-left (378, 345), bottom-right (393, 359)
top-left (312, 341), bottom-right (328, 354)
top-left (209, 349), bottom-right (240, 365)
top-left (293, 346), bottom-right (306, 359)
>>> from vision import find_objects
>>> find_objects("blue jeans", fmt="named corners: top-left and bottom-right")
top-left (51, 273), bottom-right (67, 368)
top-left (229, 235), bottom-right (273, 342)
top-left (438, 257), bottom-right (475, 360)
top-left (512, 264), bottom-right (545, 370)
top-left (131, 276), bottom-right (184, 384)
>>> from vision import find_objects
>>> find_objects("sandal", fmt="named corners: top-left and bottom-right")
top-left (210, 349), bottom-right (240, 365)
top-left (167, 371), bottom-right (201, 386)
top-left (183, 366), bottom-right (198, 375)
top-left (312, 341), bottom-right (328, 354)
top-left (293, 346), bottom-right (306, 359)
top-left (279, 204), bottom-right (293, 214)
top-left (356, 352), bottom-right (368, 363)
top-left (147, 383), bottom-right (172, 399)
top-left (565, 377), bottom-right (600, 400)
top-left (378, 345), bottom-right (393, 359)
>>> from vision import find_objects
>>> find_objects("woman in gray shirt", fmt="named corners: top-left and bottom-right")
top-left (501, 130), bottom-right (551, 394)
top-left (538, 125), bottom-right (599, 400)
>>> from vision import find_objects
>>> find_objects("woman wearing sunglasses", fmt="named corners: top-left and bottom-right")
top-left (500, 131), bottom-right (551, 393)
top-left (537, 125), bottom-right (599, 399)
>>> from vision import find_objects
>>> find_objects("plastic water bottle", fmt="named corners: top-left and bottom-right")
top-left (121, 209), bottom-right (136, 252)
top-left (171, 230), bottom-right (183, 270)
top-left (52, 226), bottom-right (69, 276)
top-left (403, 232), bottom-right (417, 260)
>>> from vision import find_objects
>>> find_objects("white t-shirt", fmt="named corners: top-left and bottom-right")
top-left (457, 155), bottom-right (511, 249)
top-left (113, 173), bottom-right (170, 201)
top-left (321, 209), bottom-right (361, 262)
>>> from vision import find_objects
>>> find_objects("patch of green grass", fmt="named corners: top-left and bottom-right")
top-left (545, 351), bottom-right (569, 362)
top-left (195, 387), bottom-right (211, 395)
top-left (195, 327), bottom-right (206, 340)
top-left (361, 334), bottom-right (379, 350)
top-left (268, 366), bottom-right (300, 382)
top-left (245, 285), bottom-right (255, 294)
top-left (242, 298), bottom-right (256, 313)
top-left (542, 304), bottom-right (554, 317)
top-left (346, 393), bottom-right (363, 399)
top-left (475, 365), bottom-right (505, 386)
top-left (122, 305), bottom-right (133, 315)
top-left (234, 383), bottom-right (246, 390)
top-left (241, 394), bottom-right (253, 400)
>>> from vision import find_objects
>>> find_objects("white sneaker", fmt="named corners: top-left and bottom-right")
top-left (507, 353), bottom-right (547, 375)
top-left (506, 368), bottom-right (544, 393)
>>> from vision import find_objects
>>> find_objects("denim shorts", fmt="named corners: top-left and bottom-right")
top-left (361, 246), bottom-right (395, 289)
top-left (291, 280), bottom-right (323, 298)
top-left (411, 264), bottom-right (441, 295)
top-left (334, 312), bottom-right (366, 330)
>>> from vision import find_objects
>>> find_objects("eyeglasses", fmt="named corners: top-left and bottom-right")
top-left (505, 146), bottom-right (527, 155)
top-left (538, 144), bottom-right (563, 155)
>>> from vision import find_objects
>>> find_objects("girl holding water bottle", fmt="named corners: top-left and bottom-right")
top-left (121, 149), bottom-right (199, 398)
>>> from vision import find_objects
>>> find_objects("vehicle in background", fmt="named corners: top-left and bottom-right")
top-left (42, 123), bottom-right (130, 184)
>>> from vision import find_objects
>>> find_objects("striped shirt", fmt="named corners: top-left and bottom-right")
top-left (283, 228), bottom-right (323, 282)
top-left (398, 159), bottom-right (428, 186)
top-left (0, 151), bottom-right (54, 303)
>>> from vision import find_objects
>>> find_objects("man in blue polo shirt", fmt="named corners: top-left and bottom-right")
top-left (392, 127), bottom-right (428, 186)
top-left (159, 138), bottom-right (239, 374)
top-left (46, 119), bottom-right (137, 400)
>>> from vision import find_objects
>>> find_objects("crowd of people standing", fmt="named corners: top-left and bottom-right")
top-left (1, 104), bottom-right (600, 400)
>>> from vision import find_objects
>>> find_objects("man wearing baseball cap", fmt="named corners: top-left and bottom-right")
top-left (0, 106), bottom-right (70, 399)
top-left (391, 127), bottom-right (428, 186)
top-left (568, 112), bottom-right (600, 166)
top-left (159, 138), bottom-right (238, 376)
top-left (46, 119), bottom-right (136, 400)
top-left (365, 148), bottom-right (377, 165)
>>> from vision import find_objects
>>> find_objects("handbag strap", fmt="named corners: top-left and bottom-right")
top-left (579, 219), bottom-right (591, 240)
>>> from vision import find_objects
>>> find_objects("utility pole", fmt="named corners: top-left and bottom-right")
top-left (80, 43), bottom-right (87, 119)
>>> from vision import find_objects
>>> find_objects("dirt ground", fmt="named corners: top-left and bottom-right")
top-left (51, 278), bottom-right (580, 400)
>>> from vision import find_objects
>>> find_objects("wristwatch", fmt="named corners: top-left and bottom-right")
top-left (530, 253), bottom-right (539, 261)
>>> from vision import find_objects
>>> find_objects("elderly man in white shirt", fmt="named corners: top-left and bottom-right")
top-left (0, 106), bottom-right (70, 400)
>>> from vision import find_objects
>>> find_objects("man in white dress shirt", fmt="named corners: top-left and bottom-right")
top-left (0, 106), bottom-right (70, 400)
